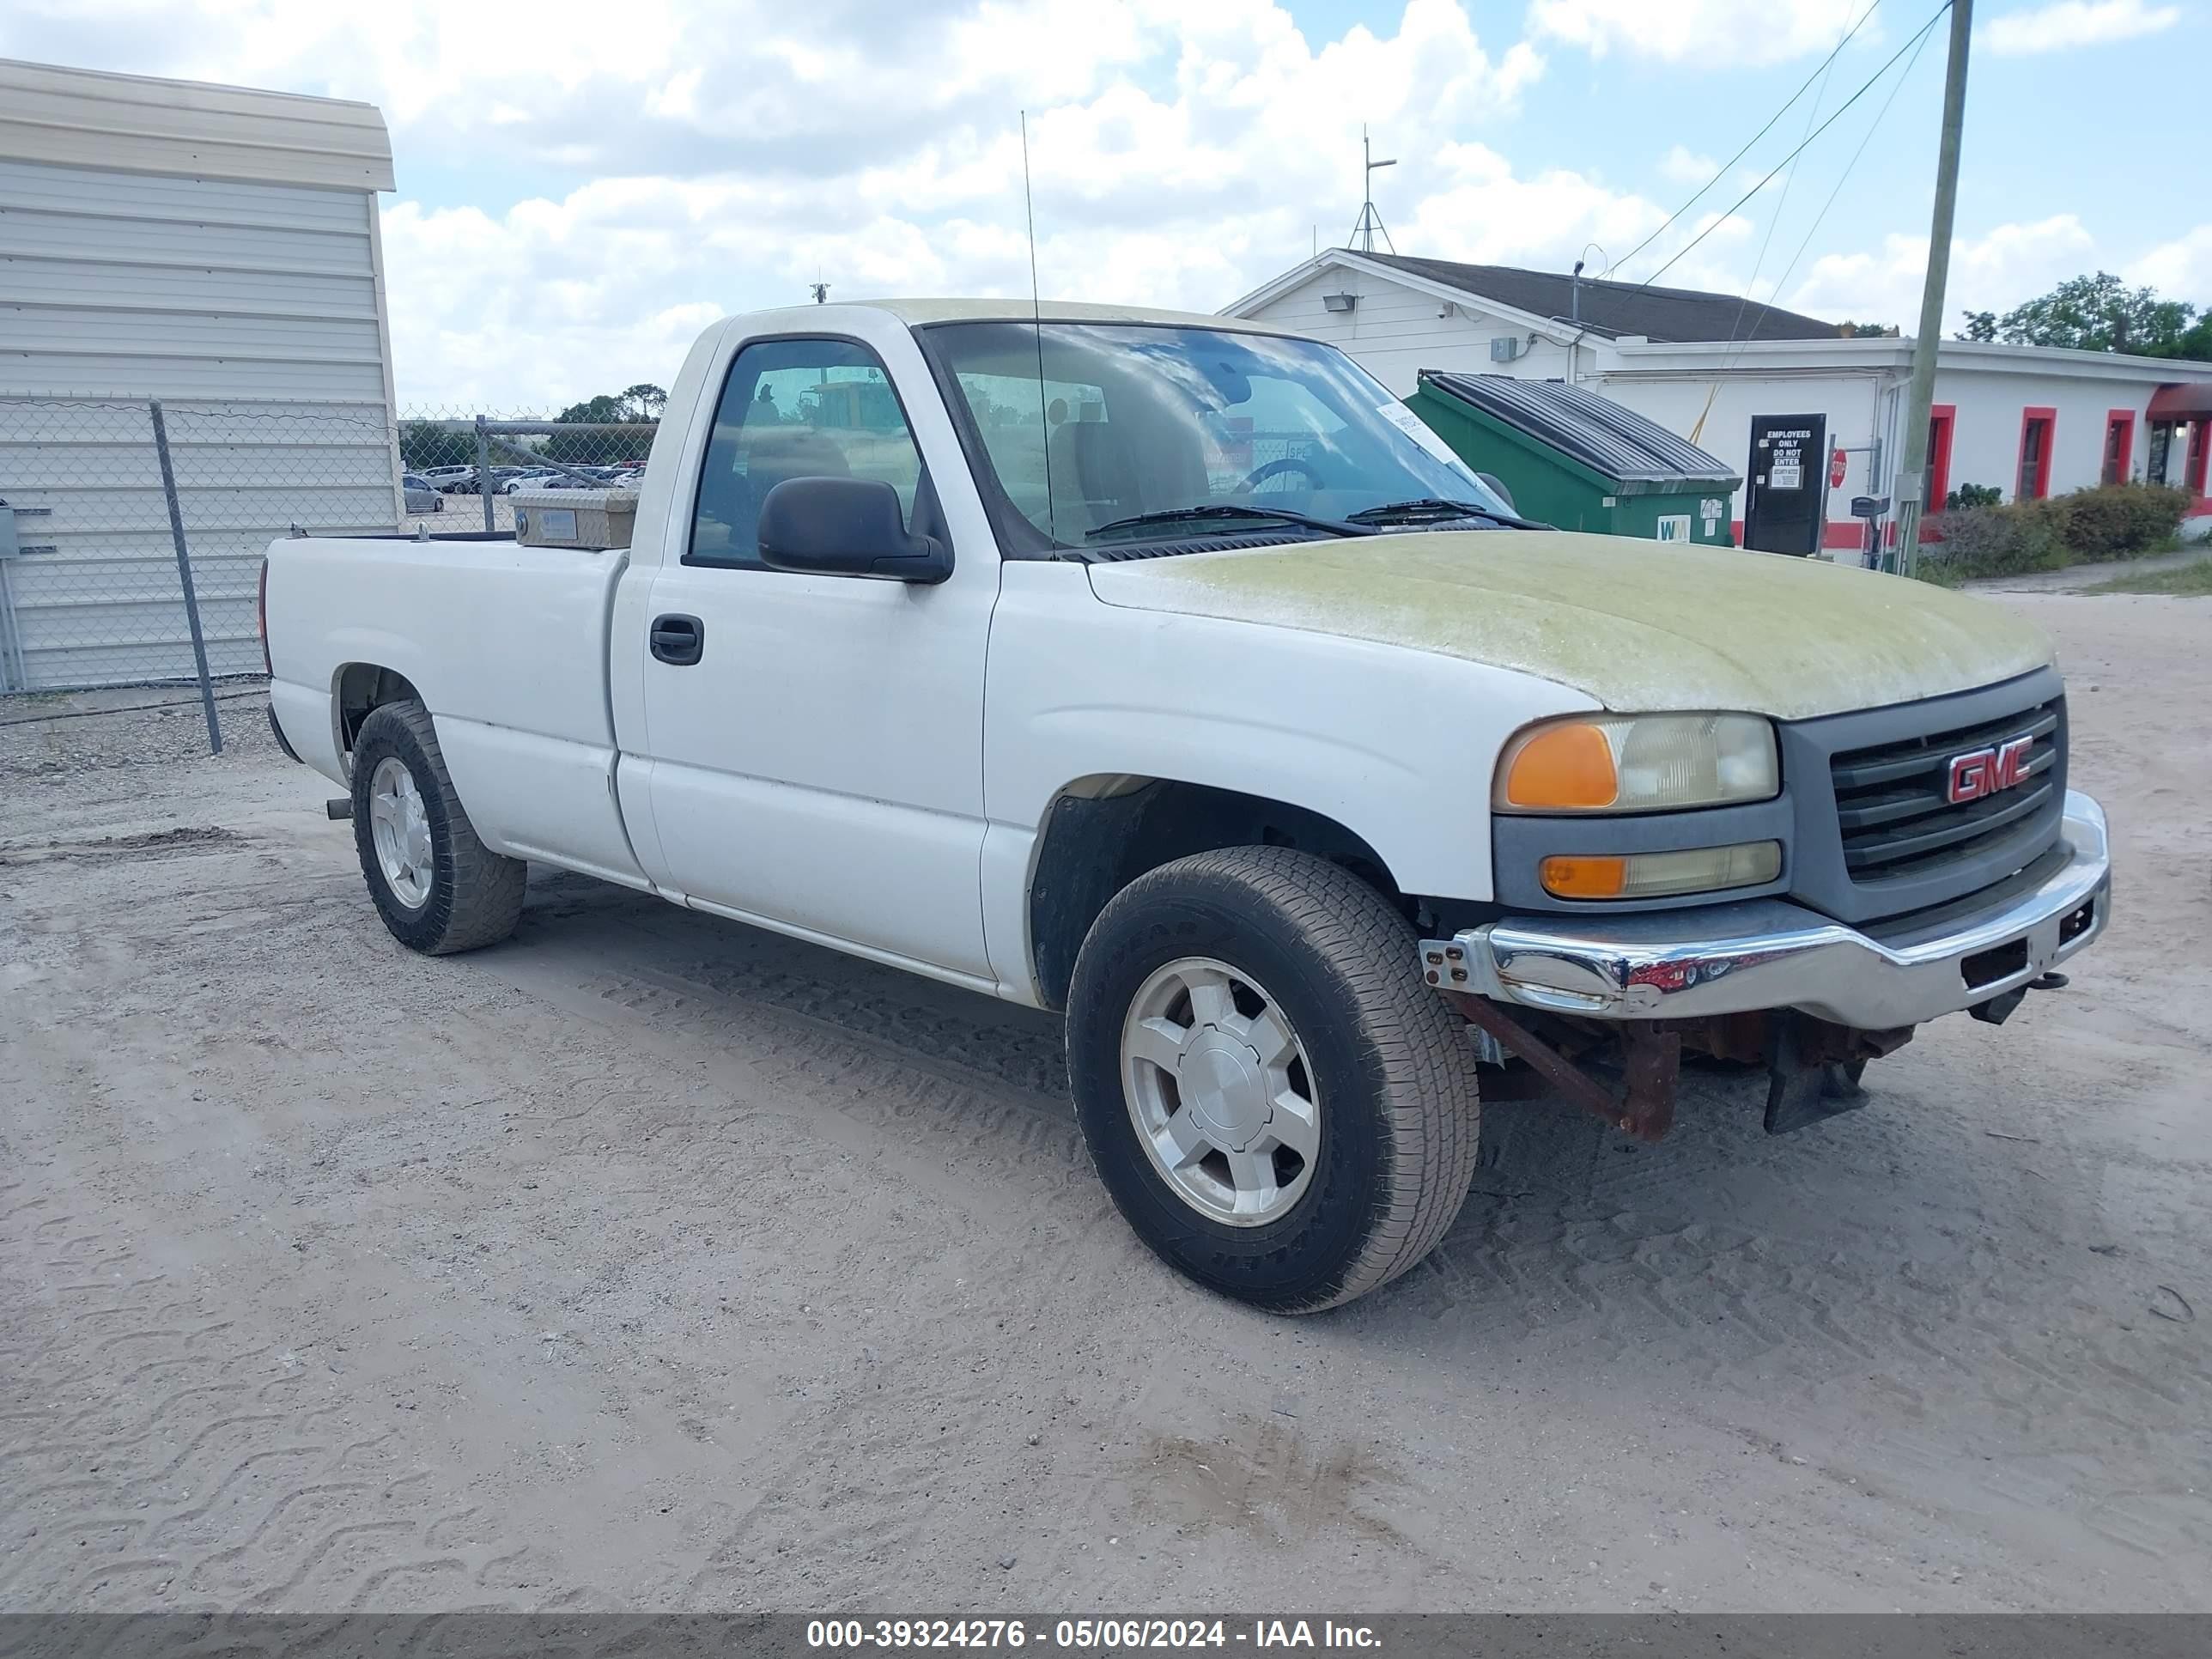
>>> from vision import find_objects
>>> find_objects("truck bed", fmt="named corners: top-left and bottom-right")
top-left (264, 534), bottom-right (648, 887)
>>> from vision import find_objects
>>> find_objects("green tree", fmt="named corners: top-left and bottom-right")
top-left (621, 383), bottom-right (668, 421)
top-left (398, 419), bottom-right (473, 471)
top-left (1958, 310), bottom-right (1998, 342)
top-left (1835, 321), bottom-right (1898, 337)
top-left (1977, 271), bottom-right (2201, 356)
top-left (554, 393), bottom-right (627, 425)
top-left (546, 392), bottom-right (657, 463)
top-left (2166, 313), bottom-right (2212, 362)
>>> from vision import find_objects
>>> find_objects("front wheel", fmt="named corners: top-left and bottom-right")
top-left (1066, 847), bottom-right (1480, 1314)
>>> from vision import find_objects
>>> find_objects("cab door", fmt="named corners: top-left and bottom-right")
top-left (629, 321), bottom-right (998, 981)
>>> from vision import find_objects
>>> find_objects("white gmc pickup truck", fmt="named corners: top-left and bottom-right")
top-left (264, 299), bottom-right (2112, 1313)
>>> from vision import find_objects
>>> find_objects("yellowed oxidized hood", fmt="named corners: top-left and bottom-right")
top-left (1086, 530), bottom-right (2056, 720)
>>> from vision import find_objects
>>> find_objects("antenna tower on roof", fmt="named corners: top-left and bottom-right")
top-left (1346, 126), bottom-right (1396, 254)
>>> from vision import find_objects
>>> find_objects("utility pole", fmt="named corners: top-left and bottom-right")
top-left (1893, 0), bottom-right (1972, 576)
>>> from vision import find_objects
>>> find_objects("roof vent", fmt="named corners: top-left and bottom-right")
top-left (1321, 291), bottom-right (1358, 313)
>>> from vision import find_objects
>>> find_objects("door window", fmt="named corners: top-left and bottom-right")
top-left (2101, 411), bottom-right (2134, 486)
top-left (688, 337), bottom-right (926, 568)
top-left (2015, 409), bottom-right (2055, 501)
top-left (1925, 406), bottom-right (1954, 509)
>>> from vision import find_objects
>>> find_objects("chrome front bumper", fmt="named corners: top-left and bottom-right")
top-left (1422, 790), bottom-right (2111, 1030)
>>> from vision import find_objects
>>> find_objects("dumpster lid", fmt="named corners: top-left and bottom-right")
top-left (1418, 370), bottom-right (1741, 489)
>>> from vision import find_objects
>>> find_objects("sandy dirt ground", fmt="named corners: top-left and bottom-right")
top-left (2, 593), bottom-right (2207, 1614)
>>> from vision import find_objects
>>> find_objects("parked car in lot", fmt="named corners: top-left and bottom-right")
top-left (418, 465), bottom-right (474, 494)
top-left (264, 299), bottom-right (2112, 1314)
top-left (500, 469), bottom-right (561, 494)
top-left (400, 473), bottom-right (447, 514)
top-left (528, 465), bottom-right (631, 490)
top-left (444, 465), bottom-right (535, 496)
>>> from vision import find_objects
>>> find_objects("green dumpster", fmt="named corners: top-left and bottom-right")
top-left (1405, 370), bottom-right (1742, 546)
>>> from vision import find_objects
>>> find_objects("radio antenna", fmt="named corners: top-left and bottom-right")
top-left (1022, 110), bottom-right (1056, 547)
top-left (1346, 125), bottom-right (1397, 254)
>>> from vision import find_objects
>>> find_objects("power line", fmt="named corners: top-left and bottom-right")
top-left (1763, 18), bottom-right (1941, 326)
top-left (1714, 2), bottom-right (1860, 351)
top-left (1613, 0), bottom-right (1884, 280)
top-left (1640, 3), bottom-right (1952, 290)
top-left (1686, 15), bottom-right (1941, 446)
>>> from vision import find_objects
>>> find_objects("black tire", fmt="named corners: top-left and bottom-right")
top-left (1066, 847), bottom-right (1480, 1314)
top-left (349, 700), bottom-right (526, 956)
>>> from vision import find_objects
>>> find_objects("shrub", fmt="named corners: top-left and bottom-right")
top-left (1945, 482), bottom-right (2002, 510)
top-left (1921, 501), bottom-right (2069, 580)
top-left (2047, 482), bottom-right (2191, 562)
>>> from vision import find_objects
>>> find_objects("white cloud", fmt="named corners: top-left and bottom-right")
top-left (1401, 142), bottom-right (1756, 295)
top-left (1784, 215), bottom-right (2100, 327)
top-left (9, 0), bottom-right (2156, 412)
top-left (1528, 0), bottom-right (1873, 66)
top-left (2126, 226), bottom-right (2212, 301)
top-left (1982, 0), bottom-right (2180, 56)
top-left (1, 0), bottom-right (1567, 406)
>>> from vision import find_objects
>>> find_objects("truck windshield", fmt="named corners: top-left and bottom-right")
top-left (917, 320), bottom-right (1516, 556)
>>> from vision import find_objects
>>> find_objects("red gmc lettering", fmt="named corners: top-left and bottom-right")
top-left (1947, 734), bottom-right (2035, 804)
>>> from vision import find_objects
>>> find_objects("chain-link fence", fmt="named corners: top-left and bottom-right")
top-left (1, 398), bottom-right (654, 752)
top-left (397, 410), bottom-right (654, 540)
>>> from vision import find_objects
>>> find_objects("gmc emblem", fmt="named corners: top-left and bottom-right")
top-left (1947, 735), bottom-right (2036, 805)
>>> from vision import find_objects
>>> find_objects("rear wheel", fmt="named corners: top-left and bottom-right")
top-left (349, 701), bottom-right (526, 955)
top-left (1066, 847), bottom-right (1480, 1313)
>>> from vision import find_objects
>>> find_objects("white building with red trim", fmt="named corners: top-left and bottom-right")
top-left (1223, 250), bottom-right (2212, 550)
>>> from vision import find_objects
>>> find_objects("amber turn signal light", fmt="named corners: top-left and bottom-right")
top-left (1537, 854), bottom-right (1628, 898)
top-left (1540, 842), bottom-right (1783, 902)
top-left (1502, 722), bottom-right (1618, 810)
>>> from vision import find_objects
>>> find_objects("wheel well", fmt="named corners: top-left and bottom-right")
top-left (335, 664), bottom-right (423, 756)
top-left (1027, 778), bottom-right (1402, 1012)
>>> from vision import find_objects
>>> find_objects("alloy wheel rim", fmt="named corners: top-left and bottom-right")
top-left (367, 756), bottom-right (434, 909)
top-left (1120, 956), bottom-right (1320, 1227)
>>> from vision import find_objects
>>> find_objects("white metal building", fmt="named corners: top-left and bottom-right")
top-left (1225, 250), bottom-right (2212, 553)
top-left (0, 58), bottom-right (400, 690)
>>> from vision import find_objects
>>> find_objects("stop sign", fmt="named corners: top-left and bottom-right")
top-left (1829, 447), bottom-right (1848, 488)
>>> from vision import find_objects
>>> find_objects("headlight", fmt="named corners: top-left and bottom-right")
top-left (1540, 842), bottom-right (1783, 900)
top-left (1495, 714), bottom-right (1778, 813)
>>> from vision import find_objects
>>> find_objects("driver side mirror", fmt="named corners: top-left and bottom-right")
top-left (1475, 471), bottom-right (1518, 514)
top-left (757, 477), bottom-right (952, 584)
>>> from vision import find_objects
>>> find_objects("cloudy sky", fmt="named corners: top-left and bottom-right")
top-left (3, 0), bottom-right (2202, 410)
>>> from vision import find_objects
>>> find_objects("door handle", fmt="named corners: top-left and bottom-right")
top-left (650, 613), bottom-right (704, 666)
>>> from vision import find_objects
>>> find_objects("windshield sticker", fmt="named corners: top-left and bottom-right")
top-left (1376, 401), bottom-right (1477, 477)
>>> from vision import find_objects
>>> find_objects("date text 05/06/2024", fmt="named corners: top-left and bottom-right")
top-left (805, 1620), bottom-right (1383, 1650)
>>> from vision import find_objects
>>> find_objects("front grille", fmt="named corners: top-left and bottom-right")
top-left (1828, 696), bottom-right (2063, 885)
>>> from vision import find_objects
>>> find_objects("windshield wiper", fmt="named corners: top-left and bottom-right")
top-left (1083, 503), bottom-right (1377, 542)
top-left (1346, 497), bottom-right (1550, 531)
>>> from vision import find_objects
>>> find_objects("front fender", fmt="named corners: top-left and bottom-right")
top-left (984, 563), bottom-right (1597, 904)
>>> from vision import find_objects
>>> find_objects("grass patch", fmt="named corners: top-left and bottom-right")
top-left (2079, 557), bottom-right (2212, 596)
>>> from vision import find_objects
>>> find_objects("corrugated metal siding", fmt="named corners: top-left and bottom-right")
top-left (1, 398), bottom-right (399, 690)
top-left (0, 58), bottom-right (394, 192)
top-left (0, 143), bottom-right (398, 688)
